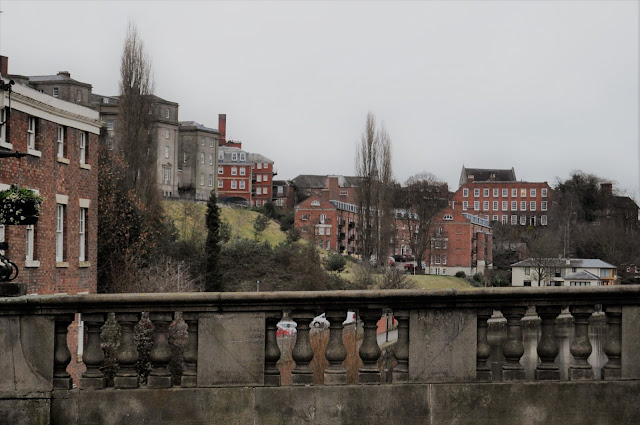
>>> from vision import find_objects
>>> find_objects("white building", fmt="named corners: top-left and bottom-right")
top-left (511, 258), bottom-right (617, 287)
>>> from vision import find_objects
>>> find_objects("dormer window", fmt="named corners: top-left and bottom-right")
top-left (53, 87), bottom-right (59, 97)
top-left (166, 108), bottom-right (170, 119)
top-left (443, 214), bottom-right (453, 220)
top-left (240, 153), bottom-right (246, 161)
top-left (218, 151), bottom-right (224, 161)
top-left (311, 200), bottom-right (320, 206)
top-left (231, 153), bottom-right (238, 161)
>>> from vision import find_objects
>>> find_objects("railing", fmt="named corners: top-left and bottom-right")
top-left (0, 286), bottom-right (639, 392)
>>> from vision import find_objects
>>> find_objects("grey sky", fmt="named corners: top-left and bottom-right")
top-left (1, 1), bottom-right (638, 198)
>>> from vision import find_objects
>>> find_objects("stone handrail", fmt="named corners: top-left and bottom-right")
top-left (1, 286), bottom-right (639, 394)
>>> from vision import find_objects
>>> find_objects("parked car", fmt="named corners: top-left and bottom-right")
top-left (276, 320), bottom-right (297, 337)
top-left (404, 263), bottom-right (418, 273)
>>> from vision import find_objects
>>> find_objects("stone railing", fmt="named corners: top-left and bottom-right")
top-left (1, 286), bottom-right (640, 424)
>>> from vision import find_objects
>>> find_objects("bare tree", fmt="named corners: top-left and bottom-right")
top-left (397, 172), bottom-right (448, 272)
top-left (355, 113), bottom-right (395, 263)
top-left (118, 21), bottom-right (158, 207)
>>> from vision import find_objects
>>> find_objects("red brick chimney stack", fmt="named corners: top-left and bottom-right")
top-left (218, 114), bottom-right (226, 146)
top-left (0, 56), bottom-right (8, 76)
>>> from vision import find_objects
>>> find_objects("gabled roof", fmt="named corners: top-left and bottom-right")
top-left (511, 258), bottom-right (617, 269)
top-left (460, 166), bottom-right (517, 185)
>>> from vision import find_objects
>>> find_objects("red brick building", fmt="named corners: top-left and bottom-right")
top-left (453, 166), bottom-right (551, 227)
top-left (424, 206), bottom-right (492, 276)
top-left (216, 115), bottom-right (275, 207)
top-left (0, 74), bottom-right (101, 295)
top-left (272, 180), bottom-right (296, 210)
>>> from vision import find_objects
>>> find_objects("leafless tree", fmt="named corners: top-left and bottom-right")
top-left (118, 21), bottom-right (158, 208)
top-left (355, 113), bottom-right (395, 263)
top-left (397, 172), bottom-right (448, 272)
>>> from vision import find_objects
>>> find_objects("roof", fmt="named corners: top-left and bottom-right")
top-left (178, 121), bottom-right (219, 134)
top-left (247, 153), bottom-right (274, 164)
top-left (564, 271), bottom-right (601, 281)
top-left (292, 174), bottom-right (360, 188)
top-left (460, 166), bottom-right (517, 185)
top-left (27, 73), bottom-right (92, 88)
top-left (511, 258), bottom-right (617, 269)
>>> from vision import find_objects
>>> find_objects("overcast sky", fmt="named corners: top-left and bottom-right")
top-left (1, 1), bottom-right (638, 198)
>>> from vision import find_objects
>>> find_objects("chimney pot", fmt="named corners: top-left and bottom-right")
top-left (58, 71), bottom-right (71, 78)
top-left (0, 56), bottom-right (8, 76)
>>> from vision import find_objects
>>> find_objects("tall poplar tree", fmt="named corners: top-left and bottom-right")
top-left (205, 191), bottom-right (223, 292)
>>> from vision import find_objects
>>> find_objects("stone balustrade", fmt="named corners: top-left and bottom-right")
top-left (1, 286), bottom-right (640, 424)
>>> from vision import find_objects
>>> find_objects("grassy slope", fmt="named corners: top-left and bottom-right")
top-left (162, 200), bottom-right (287, 246)
top-left (338, 260), bottom-right (472, 290)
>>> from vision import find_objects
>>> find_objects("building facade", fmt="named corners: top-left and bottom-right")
top-left (177, 121), bottom-right (220, 201)
top-left (511, 258), bottom-right (618, 287)
top-left (272, 180), bottom-right (296, 210)
top-left (0, 73), bottom-right (101, 295)
top-left (453, 166), bottom-right (552, 227)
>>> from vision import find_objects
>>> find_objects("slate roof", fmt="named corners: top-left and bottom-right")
top-left (292, 174), bottom-right (360, 188)
top-left (511, 258), bottom-right (616, 269)
top-left (564, 271), bottom-right (601, 281)
top-left (179, 121), bottom-right (219, 133)
top-left (460, 166), bottom-right (517, 184)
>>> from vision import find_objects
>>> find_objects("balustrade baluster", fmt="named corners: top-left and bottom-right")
top-left (148, 312), bottom-right (174, 388)
top-left (324, 310), bottom-right (348, 385)
top-left (358, 308), bottom-right (382, 384)
top-left (264, 313), bottom-right (281, 386)
top-left (181, 312), bottom-right (199, 388)
top-left (535, 306), bottom-right (561, 381)
top-left (569, 305), bottom-right (595, 380)
top-left (80, 313), bottom-right (106, 389)
top-left (392, 309), bottom-right (409, 384)
top-left (291, 313), bottom-right (314, 385)
top-left (501, 306), bottom-right (526, 381)
top-left (476, 309), bottom-right (492, 382)
top-left (602, 306), bottom-right (622, 380)
top-left (53, 314), bottom-right (75, 390)
top-left (114, 312), bottom-right (141, 389)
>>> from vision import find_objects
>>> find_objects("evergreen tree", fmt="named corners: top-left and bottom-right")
top-left (205, 191), bottom-right (223, 291)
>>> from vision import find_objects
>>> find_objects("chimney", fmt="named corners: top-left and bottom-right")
top-left (0, 56), bottom-right (8, 76)
top-left (601, 182), bottom-right (613, 196)
top-left (218, 114), bottom-right (226, 145)
top-left (468, 175), bottom-right (474, 183)
top-left (57, 71), bottom-right (71, 78)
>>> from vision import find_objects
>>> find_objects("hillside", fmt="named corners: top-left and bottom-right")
top-left (162, 200), bottom-right (287, 246)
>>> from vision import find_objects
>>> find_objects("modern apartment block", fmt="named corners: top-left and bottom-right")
top-left (0, 68), bottom-right (102, 295)
top-left (453, 166), bottom-right (552, 226)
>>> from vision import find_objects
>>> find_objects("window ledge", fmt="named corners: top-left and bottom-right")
top-left (27, 149), bottom-right (42, 158)
top-left (80, 163), bottom-right (91, 170)
top-left (24, 260), bottom-right (40, 268)
top-left (79, 261), bottom-right (91, 268)
top-left (0, 141), bottom-right (13, 150)
top-left (57, 157), bottom-right (70, 165)
top-left (56, 262), bottom-right (69, 268)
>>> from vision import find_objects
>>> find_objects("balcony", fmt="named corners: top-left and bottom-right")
top-left (1, 287), bottom-right (639, 424)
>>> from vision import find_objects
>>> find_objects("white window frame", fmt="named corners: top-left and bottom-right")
top-left (492, 201), bottom-right (498, 210)
top-left (218, 166), bottom-right (223, 175)
top-left (463, 188), bottom-right (469, 197)
top-left (511, 215), bottom-right (517, 225)
top-left (200, 153), bottom-right (205, 164)
top-left (520, 201), bottom-right (527, 211)
top-left (53, 87), bottom-right (59, 97)
top-left (79, 132), bottom-right (87, 164)
top-left (27, 117), bottom-right (36, 150)
top-left (474, 188), bottom-right (480, 197)
top-left (239, 180), bottom-right (246, 189)
top-left (257, 174), bottom-right (262, 182)
top-left (541, 188), bottom-right (548, 198)
top-left (502, 215), bottom-right (508, 224)
top-left (209, 139), bottom-right (214, 148)
top-left (79, 208), bottom-right (87, 262)
top-left (474, 201), bottom-right (479, 210)
top-left (240, 153), bottom-right (246, 161)
top-left (530, 201), bottom-right (536, 211)
top-left (165, 129), bottom-right (170, 139)
top-left (521, 188), bottom-right (527, 197)
top-left (56, 204), bottom-right (65, 262)
top-left (232, 153), bottom-right (238, 161)
top-left (200, 173), bottom-right (205, 186)
top-left (218, 180), bottom-right (223, 189)
top-left (462, 201), bottom-right (468, 211)
top-left (256, 187), bottom-right (262, 195)
top-left (0, 225), bottom-right (4, 255)
top-left (163, 167), bottom-right (170, 182)
top-left (218, 151), bottom-right (224, 161)
top-left (512, 188), bottom-right (518, 197)
top-left (520, 215), bottom-right (527, 225)
top-left (231, 180), bottom-right (237, 189)
top-left (57, 126), bottom-right (65, 158)
top-left (209, 154), bottom-right (213, 166)
top-left (502, 201), bottom-right (508, 211)
top-left (231, 167), bottom-right (237, 176)
top-left (502, 188), bottom-right (508, 197)
top-left (493, 188), bottom-right (499, 197)
top-left (25, 225), bottom-right (35, 261)
top-left (200, 138), bottom-right (205, 147)
top-left (165, 146), bottom-right (170, 159)
top-left (240, 167), bottom-right (246, 176)
top-left (530, 188), bottom-right (537, 197)
top-left (483, 201), bottom-right (489, 210)
top-left (106, 120), bottom-right (114, 131)
top-left (208, 174), bottom-right (213, 187)
top-left (483, 189), bottom-right (489, 197)
top-left (541, 215), bottom-right (548, 225)
top-left (541, 201), bottom-right (548, 211)
top-left (166, 108), bottom-right (170, 119)
top-left (257, 162), bottom-right (262, 169)
top-left (263, 186), bottom-right (269, 195)
top-left (511, 201), bottom-right (517, 210)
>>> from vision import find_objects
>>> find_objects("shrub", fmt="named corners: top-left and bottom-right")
top-left (350, 263), bottom-right (378, 289)
top-left (379, 268), bottom-right (416, 289)
top-left (455, 271), bottom-right (466, 278)
top-left (473, 273), bottom-right (483, 283)
top-left (324, 252), bottom-right (347, 273)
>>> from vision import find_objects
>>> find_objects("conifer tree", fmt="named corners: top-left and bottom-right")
top-left (205, 191), bottom-right (223, 291)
